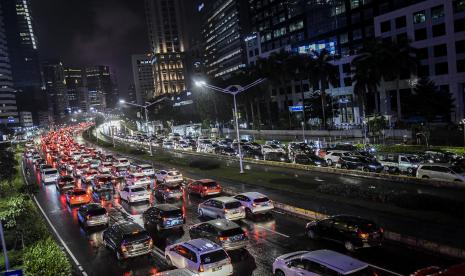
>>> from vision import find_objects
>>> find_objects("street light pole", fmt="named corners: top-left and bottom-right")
top-left (233, 93), bottom-right (244, 173)
top-left (195, 78), bottom-right (265, 174)
top-left (1, 220), bottom-right (10, 271)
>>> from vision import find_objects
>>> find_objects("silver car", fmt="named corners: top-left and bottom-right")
top-left (198, 197), bottom-right (246, 221)
top-left (416, 163), bottom-right (465, 182)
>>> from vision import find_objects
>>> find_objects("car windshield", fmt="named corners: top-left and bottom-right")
top-left (123, 231), bottom-right (149, 243)
top-left (131, 187), bottom-right (146, 193)
top-left (74, 190), bottom-right (87, 196)
top-left (97, 176), bottom-right (112, 182)
top-left (220, 227), bottom-right (244, 237)
top-left (200, 249), bottom-right (228, 264)
top-left (224, 201), bottom-right (242, 209)
top-left (254, 197), bottom-right (269, 203)
top-left (451, 166), bottom-right (465, 174)
top-left (44, 170), bottom-right (58, 175)
top-left (117, 166), bottom-right (127, 171)
top-left (61, 176), bottom-right (74, 181)
top-left (87, 207), bottom-right (106, 216)
top-left (202, 181), bottom-right (218, 188)
top-left (168, 171), bottom-right (180, 176)
top-left (160, 209), bottom-right (182, 218)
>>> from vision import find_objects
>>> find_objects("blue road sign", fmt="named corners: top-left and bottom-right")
top-left (4, 270), bottom-right (23, 276)
top-left (289, 105), bottom-right (303, 112)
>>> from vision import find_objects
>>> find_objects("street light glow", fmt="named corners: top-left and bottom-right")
top-left (119, 99), bottom-right (126, 104)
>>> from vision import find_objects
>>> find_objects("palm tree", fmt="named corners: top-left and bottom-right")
top-left (352, 39), bottom-right (385, 119)
top-left (384, 38), bottom-right (418, 120)
top-left (286, 53), bottom-right (312, 127)
top-left (309, 49), bottom-right (339, 129)
top-left (257, 51), bottom-right (294, 128)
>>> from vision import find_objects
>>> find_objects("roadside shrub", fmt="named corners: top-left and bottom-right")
top-left (189, 159), bottom-right (221, 170)
top-left (23, 238), bottom-right (72, 276)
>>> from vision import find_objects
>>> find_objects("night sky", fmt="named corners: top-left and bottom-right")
top-left (31, 0), bottom-right (149, 97)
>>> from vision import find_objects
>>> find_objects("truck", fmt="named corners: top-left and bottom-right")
top-left (376, 154), bottom-right (421, 175)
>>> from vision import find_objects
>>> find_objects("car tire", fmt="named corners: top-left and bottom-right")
top-left (245, 208), bottom-right (254, 219)
top-left (407, 168), bottom-right (414, 175)
top-left (326, 159), bottom-right (332, 166)
top-left (362, 167), bottom-right (369, 172)
top-left (344, 241), bottom-right (355, 252)
top-left (275, 269), bottom-right (285, 276)
top-left (422, 175), bottom-right (429, 179)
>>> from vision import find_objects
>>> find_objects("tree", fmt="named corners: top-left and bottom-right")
top-left (306, 93), bottom-right (339, 125)
top-left (308, 49), bottom-right (339, 129)
top-left (23, 238), bottom-right (72, 276)
top-left (383, 38), bottom-right (418, 120)
top-left (404, 77), bottom-right (454, 121)
top-left (0, 147), bottom-right (17, 192)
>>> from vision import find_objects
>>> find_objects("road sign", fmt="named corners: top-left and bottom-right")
top-left (4, 270), bottom-right (23, 276)
top-left (289, 105), bottom-right (303, 112)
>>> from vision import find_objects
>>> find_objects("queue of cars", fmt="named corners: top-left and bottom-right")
top-left (25, 125), bottom-right (461, 276)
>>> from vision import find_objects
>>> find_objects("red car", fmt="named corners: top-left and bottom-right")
top-left (412, 264), bottom-right (465, 276)
top-left (187, 179), bottom-right (222, 198)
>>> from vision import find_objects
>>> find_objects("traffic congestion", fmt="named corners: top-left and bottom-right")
top-left (112, 128), bottom-right (465, 183)
top-left (21, 123), bottom-right (463, 276)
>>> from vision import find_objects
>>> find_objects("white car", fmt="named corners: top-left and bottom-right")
top-left (115, 157), bottom-right (130, 167)
top-left (198, 197), bottom-right (246, 221)
top-left (273, 250), bottom-right (370, 276)
top-left (134, 164), bottom-right (155, 177)
top-left (119, 186), bottom-right (151, 203)
top-left (176, 141), bottom-right (193, 151)
top-left (324, 150), bottom-right (352, 166)
top-left (162, 141), bottom-right (175, 149)
top-left (125, 173), bottom-right (152, 188)
top-left (165, 239), bottom-right (233, 276)
top-left (98, 162), bottom-right (113, 173)
top-left (233, 192), bottom-right (274, 216)
top-left (41, 168), bottom-right (59, 184)
top-left (73, 164), bottom-right (89, 177)
top-left (155, 170), bottom-right (183, 184)
top-left (261, 144), bottom-right (286, 155)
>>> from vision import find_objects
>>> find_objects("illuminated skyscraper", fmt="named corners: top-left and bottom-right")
top-left (145, 0), bottom-right (187, 96)
top-left (131, 54), bottom-right (155, 104)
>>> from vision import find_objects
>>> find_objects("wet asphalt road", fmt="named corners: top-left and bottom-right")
top-left (24, 138), bottom-right (457, 276)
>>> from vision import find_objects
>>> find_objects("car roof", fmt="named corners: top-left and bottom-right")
top-left (138, 164), bottom-right (152, 168)
top-left (43, 168), bottom-right (57, 172)
top-left (207, 219), bottom-right (240, 231)
top-left (155, 204), bottom-right (180, 212)
top-left (419, 163), bottom-right (451, 168)
top-left (302, 250), bottom-right (368, 274)
top-left (197, 179), bottom-right (216, 183)
top-left (211, 196), bottom-right (237, 203)
top-left (183, 238), bottom-right (222, 253)
top-left (113, 220), bottom-right (144, 233)
top-left (237, 192), bottom-right (266, 199)
top-left (131, 172), bottom-right (146, 176)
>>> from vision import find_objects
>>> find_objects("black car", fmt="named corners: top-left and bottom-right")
top-left (264, 152), bottom-right (289, 162)
top-left (339, 156), bottom-right (383, 172)
top-left (142, 204), bottom-right (185, 231)
top-left (215, 146), bottom-right (236, 156)
top-left (102, 221), bottom-right (153, 260)
top-left (77, 203), bottom-right (109, 228)
top-left (56, 175), bottom-right (75, 192)
top-left (294, 154), bottom-right (327, 166)
top-left (305, 215), bottom-right (383, 251)
top-left (241, 145), bottom-right (263, 160)
top-left (189, 219), bottom-right (248, 251)
top-left (91, 174), bottom-right (115, 193)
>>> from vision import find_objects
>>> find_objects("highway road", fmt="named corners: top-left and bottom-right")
top-left (22, 136), bottom-right (458, 276)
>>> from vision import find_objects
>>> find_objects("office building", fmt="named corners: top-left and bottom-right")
top-left (19, 111), bottom-right (32, 127)
top-left (145, 0), bottom-right (187, 96)
top-left (64, 68), bottom-right (85, 112)
top-left (1, 0), bottom-right (44, 124)
top-left (0, 4), bottom-right (18, 126)
top-left (131, 54), bottom-right (155, 105)
top-left (127, 83), bottom-right (137, 104)
top-left (202, 0), bottom-right (250, 79)
top-left (374, 0), bottom-right (465, 122)
top-left (43, 60), bottom-right (68, 123)
top-left (85, 65), bottom-right (115, 111)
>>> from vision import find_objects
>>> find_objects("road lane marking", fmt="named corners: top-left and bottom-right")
top-left (22, 161), bottom-right (88, 276)
top-left (255, 225), bottom-right (290, 238)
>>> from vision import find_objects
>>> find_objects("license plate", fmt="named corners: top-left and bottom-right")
top-left (213, 266), bottom-right (222, 272)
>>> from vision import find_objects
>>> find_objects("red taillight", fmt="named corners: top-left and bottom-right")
top-left (198, 264), bottom-right (204, 273)
top-left (379, 227), bottom-right (384, 234)
top-left (219, 236), bottom-right (227, 241)
top-left (121, 244), bottom-right (128, 252)
top-left (252, 203), bottom-right (257, 207)
top-left (147, 239), bottom-right (153, 248)
top-left (358, 230), bottom-right (369, 239)
top-left (224, 209), bottom-right (229, 213)
top-left (71, 196), bottom-right (75, 200)
top-left (166, 188), bottom-right (170, 192)
top-left (203, 186), bottom-right (208, 191)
